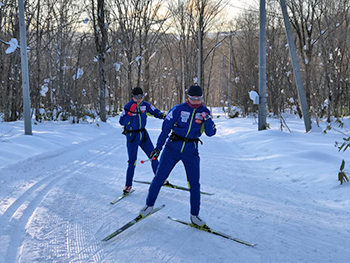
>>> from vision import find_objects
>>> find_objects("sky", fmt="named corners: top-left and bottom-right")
top-left (228, 0), bottom-right (259, 16)
top-left (1, 109), bottom-right (350, 262)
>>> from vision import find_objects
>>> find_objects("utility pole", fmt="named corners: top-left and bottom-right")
top-left (18, 0), bottom-right (32, 135)
top-left (280, 0), bottom-right (311, 132)
top-left (221, 55), bottom-right (226, 112)
top-left (258, 0), bottom-right (267, 130)
top-left (228, 33), bottom-right (233, 114)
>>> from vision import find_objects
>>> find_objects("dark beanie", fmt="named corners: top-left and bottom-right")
top-left (132, 87), bottom-right (143, 96)
top-left (187, 85), bottom-right (202, 96)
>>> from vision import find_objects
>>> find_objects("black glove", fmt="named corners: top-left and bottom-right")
top-left (201, 112), bottom-right (212, 121)
top-left (160, 112), bottom-right (166, 119)
top-left (150, 148), bottom-right (161, 160)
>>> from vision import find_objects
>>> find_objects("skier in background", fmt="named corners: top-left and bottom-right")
top-left (139, 85), bottom-right (217, 227)
top-left (119, 87), bottom-right (166, 194)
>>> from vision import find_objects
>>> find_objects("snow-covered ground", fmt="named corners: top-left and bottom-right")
top-left (1, 110), bottom-right (349, 263)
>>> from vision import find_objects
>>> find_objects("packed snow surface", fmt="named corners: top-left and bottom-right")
top-left (1, 110), bottom-right (349, 262)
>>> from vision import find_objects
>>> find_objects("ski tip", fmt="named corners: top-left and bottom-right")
top-left (245, 243), bottom-right (258, 247)
top-left (102, 236), bottom-right (112, 242)
top-left (200, 191), bottom-right (215, 196)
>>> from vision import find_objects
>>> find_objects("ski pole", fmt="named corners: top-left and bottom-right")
top-left (140, 157), bottom-right (156, 164)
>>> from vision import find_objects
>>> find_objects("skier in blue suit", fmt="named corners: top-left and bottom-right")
top-left (139, 85), bottom-right (217, 226)
top-left (119, 87), bottom-right (166, 194)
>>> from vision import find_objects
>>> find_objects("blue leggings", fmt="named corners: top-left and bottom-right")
top-left (125, 131), bottom-right (158, 186)
top-left (146, 143), bottom-right (201, 216)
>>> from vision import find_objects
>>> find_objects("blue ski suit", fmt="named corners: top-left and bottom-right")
top-left (145, 101), bottom-right (216, 216)
top-left (119, 100), bottom-right (164, 187)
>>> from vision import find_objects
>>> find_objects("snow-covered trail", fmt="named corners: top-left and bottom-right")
top-left (0, 130), bottom-right (126, 262)
top-left (210, 119), bottom-right (349, 262)
top-left (0, 116), bottom-right (349, 263)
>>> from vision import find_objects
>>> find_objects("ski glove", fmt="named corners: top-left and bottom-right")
top-left (150, 148), bottom-right (161, 160)
top-left (201, 112), bottom-right (212, 121)
top-left (160, 113), bottom-right (166, 119)
top-left (127, 103), bottom-right (137, 116)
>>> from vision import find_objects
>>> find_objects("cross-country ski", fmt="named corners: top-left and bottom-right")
top-left (102, 205), bottom-right (165, 241)
top-left (110, 188), bottom-right (136, 205)
top-left (168, 216), bottom-right (257, 247)
top-left (133, 179), bottom-right (214, 196)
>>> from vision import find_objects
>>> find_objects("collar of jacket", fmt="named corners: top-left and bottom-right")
top-left (186, 99), bottom-right (202, 109)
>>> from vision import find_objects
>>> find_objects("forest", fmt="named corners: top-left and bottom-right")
top-left (0, 0), bottom-right (349, 123)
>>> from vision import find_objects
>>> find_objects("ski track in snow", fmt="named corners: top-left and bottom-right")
top-left (1, 117), bottom-right (350, 262)
top-left (0, 132), bottom-right (124, 262)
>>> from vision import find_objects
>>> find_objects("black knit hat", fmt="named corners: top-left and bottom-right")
top-left (187, 85), bottom-right (202, 96)
top-left (132, 87), bottom-right (143, 96)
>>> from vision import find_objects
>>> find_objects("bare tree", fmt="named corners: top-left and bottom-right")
top-left (137, 0), bottom-right (169, 101)
top-left (315, 0), bottom-right (350, 120)
top-left (0, 0), bottom-right (22, 121)
top-left (167, 0), bottom-right (198, 102)
top-left (91, 0), bottom-right (108, 122)
top-left (193, 0), bottom-right (228, 99)
top-left (109, 0), bottom-right (141, 94)
top-left (232, 10), bottom-right (260, 114)
top-left (1, 0), bottom-right (350, 122)
top-left (265, 1), bottom-right (294, 116)
top-left (166, 0), bottom-right (227, 105)
top-left (286, 0), bottom-right (323, 109)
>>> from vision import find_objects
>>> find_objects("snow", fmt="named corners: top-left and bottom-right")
top-left (1, 110), bottom-right (350, 263)
top-left (248, 91), bottom-right (259, 104)
top-left (5, 38), bottom-right (18, 54)
top-left (73, 68), bottom-right (84, 80)
top-left (40, 85), bottom-right (49, 97)
top-left (114, 62), bottom-right (121, 72)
